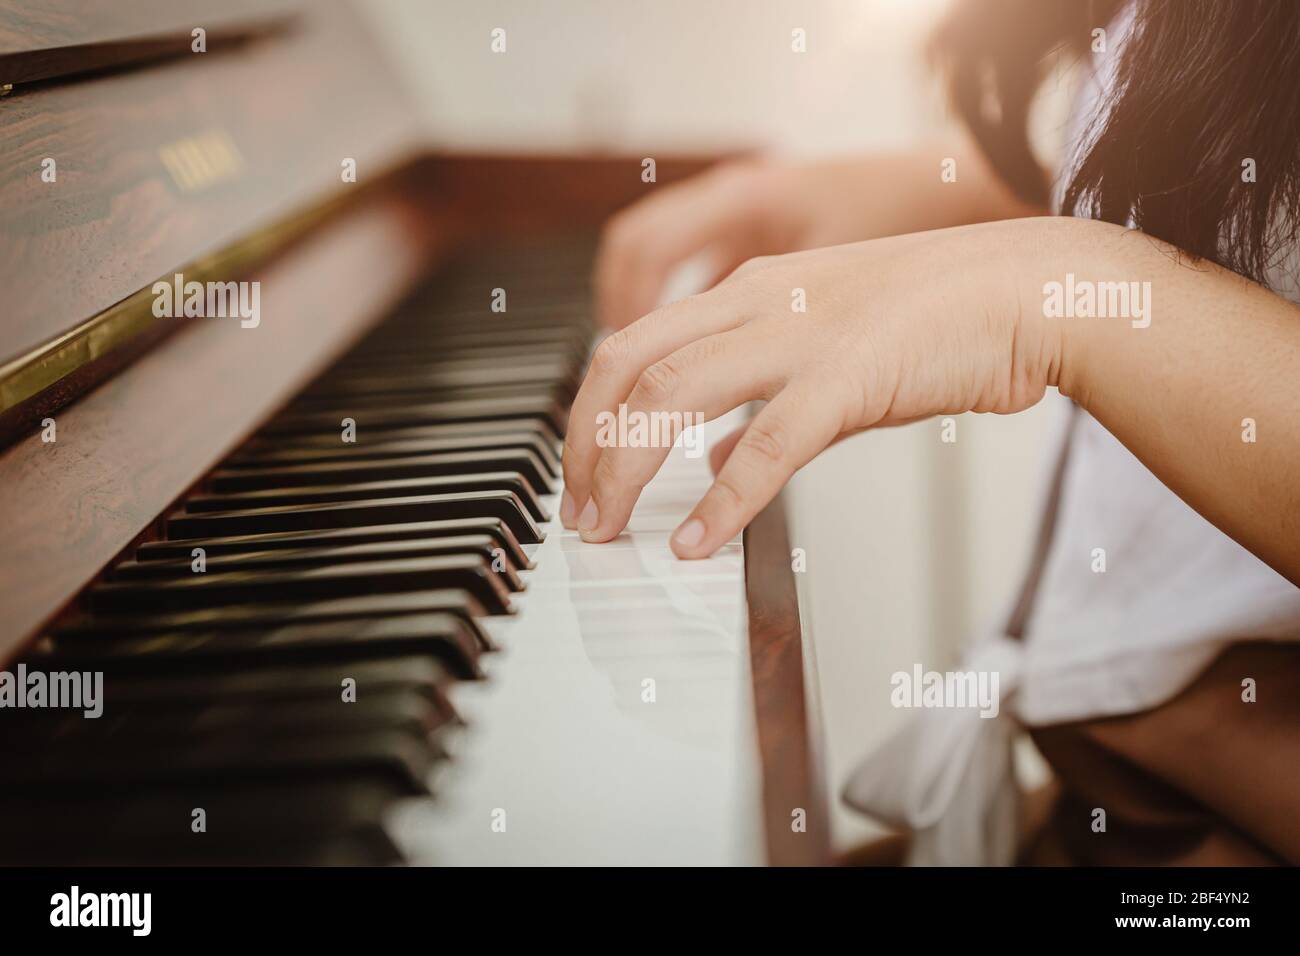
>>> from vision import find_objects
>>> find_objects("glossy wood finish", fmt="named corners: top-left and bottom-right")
top-left (746, 494), bottom-right (833, 866)
top-left (417, 152), bottom-right (718, 237)
top-left (0, 0), bottom-right (423, 368)
top-left (0, 0), bottom-right (298, 83)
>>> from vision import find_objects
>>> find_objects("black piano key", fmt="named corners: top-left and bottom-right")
top-left (334, 348), bottom-right (586, 380)
top-left (0, 779), bottom-right (410, 865)
top-left (304, 356), bottom-right (575, 394)
top-left (289, 382), bottom-right (574, 411)
top-left (86, 555), bottom-right (515, 616)
top-left (46, 612), bottom-right (486, 679)
top-left (99, 656), bottom-right (454, 712)
top-left (111, 535), bottom-right (526, 592)
top-left (224, 431), bottom-right (560, 478)
top-left (257, 395), bottom-right (568, 439)
top-left (164, 490), bottom-right (543, 543)
top-left (3, 688), bottom-right (447, 752)
top-left (136, 517), bottom-right (532, 570)
top-left (209, 449), bottom-right (555, 496)
top-left (286, 384), bottom-right (576, 417)
top-left (185, 471), bottom-right (550, 523)
top-left (55, 589), bottom-right (491, 645)
top-left (0, 728), bottom-right (439, 794)
top-left (350, 323), bottom-right (588, 354)
top-left (243, 417), bottom-right (562, 454)
top-left (382, 301), bottom-right (590, 325)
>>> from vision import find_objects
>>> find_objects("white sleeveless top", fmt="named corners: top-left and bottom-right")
top-left (843, 3), bottom-right (1300, 865)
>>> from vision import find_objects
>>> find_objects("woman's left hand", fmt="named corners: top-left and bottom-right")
top-left (560, 218), bottom-right (1066, 558)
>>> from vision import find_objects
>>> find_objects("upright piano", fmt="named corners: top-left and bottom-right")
top-left (0, 0), bottom-right (829, 865)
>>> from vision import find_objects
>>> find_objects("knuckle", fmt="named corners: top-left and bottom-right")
top-left (709, 475), bottom-right (748, 512)
top-left (561, 435), bottom-right (587, 472)
top-left (591, 450), bottom-right (620, 492)
top-left (632, 359), bottom-right (679, 407)
top-left (739, 420), bottom-right (787, 466)
top-left (589, 330), bottom-right (633, 378)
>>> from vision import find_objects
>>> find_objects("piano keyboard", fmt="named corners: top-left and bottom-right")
top-left (0, 238), bottom-right (761, 866)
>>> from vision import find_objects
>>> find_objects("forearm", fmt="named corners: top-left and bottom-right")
top-left (788, 134), bottom-right (1046, 248)
top-left (1031, 216), bottom-right (1300, 584)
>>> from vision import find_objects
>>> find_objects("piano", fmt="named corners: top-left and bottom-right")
top-left (0, 0), bottom-right (829, 866)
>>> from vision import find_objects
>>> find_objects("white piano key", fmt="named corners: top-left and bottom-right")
top-left (387, 409), bottom-right (765, 865)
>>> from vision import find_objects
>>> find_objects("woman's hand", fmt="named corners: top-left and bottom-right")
top-left (594, 146), bottom-right (1044, 330)
top-left (563, 218), bottom-right (1065, 557)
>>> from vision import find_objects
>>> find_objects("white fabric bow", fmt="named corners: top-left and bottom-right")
top-left (840, 636), bottom-right (1024, 866)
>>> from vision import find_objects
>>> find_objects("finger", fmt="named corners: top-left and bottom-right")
top-left (671, 381), bottom-right (841, 559)
top-left (561, 289), bottom-right (752, 527)
top-left (705, 422), bottom-right (864, 496)
top-left (708, 425), bottom-right (747, 475)
top-left (592, 171), bottom-right (765, 330)
top-left (579, 325), bottom-right (787, 542)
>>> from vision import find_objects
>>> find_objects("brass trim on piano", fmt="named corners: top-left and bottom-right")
top-left (0, 162), bottom-right (411, 430)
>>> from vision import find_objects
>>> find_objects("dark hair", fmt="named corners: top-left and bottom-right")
top-left (931, 0), bottom-right (1300, 285)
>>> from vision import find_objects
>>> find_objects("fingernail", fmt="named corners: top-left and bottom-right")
top-left (560, 490), bottom-right (578, 527)
top-left (577, 498), bottom-right (600, 537)
top-left (672, 518), bottom-right (705, 551)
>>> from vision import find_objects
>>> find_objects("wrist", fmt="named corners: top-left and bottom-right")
top-left (1007, 215), bottom-right (1129, 403)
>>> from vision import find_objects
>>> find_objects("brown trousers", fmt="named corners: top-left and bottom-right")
top-left (843, 641), bottom-right (1300, 866)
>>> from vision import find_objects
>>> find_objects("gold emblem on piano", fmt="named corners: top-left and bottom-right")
top-left (158, 129), bottom-right (244, 193)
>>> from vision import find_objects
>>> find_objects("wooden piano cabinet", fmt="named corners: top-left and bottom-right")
top-left (746, 495), bottom-right (834, 866)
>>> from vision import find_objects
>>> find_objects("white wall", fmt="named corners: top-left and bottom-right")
top-left (356, 0), bottom-right (953, 153)
top-left (356, 0), bottom-right (1068, 854)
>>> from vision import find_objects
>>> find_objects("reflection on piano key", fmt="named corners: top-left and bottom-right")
top-left (388, 409), bottom-right (765, 866)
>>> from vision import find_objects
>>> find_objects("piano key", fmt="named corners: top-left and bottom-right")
top-left (257, 395), bottom-right (568, 438)
top-left (135, 517), bottom-right (532, 569)
top-left (307, 356), bottom-right (575, 393)
top-left (224, 431), bottom-right (560, 478)
top-left (2, 687), bottom-right (448, 751)
top-left (55, 589), bottom-right (491, 644)
top-left (164, 490), bottom-right (544, 543)
top-left (286, 382), bottom-right (576, 415)
top-left (46, 612), bottom-right (486, 678)
top-left (111, 535), bottom-right (526, 592)
top-left (97, 656), bottom-right (454, 711)
top-left (290, 383), bottom-right (575, 413)
top-left (86, 555), bottom-right (516, 615)
top-left (331, 349), bottom-right (585, 381)
top-left (209, 449), bottom-right (555, 496)
top-left (381, 302), bottom-right (590, 326)
top-left (0, 728), bottom-right (439, 794)
top-left (185, 471), bottom-right (550, 523)
top-left (0, 779), bottom-right (409, 865)
top-left (350, 323), bottom-right (588, 353)
top-left (243, 417), bottom-right (562, 453)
